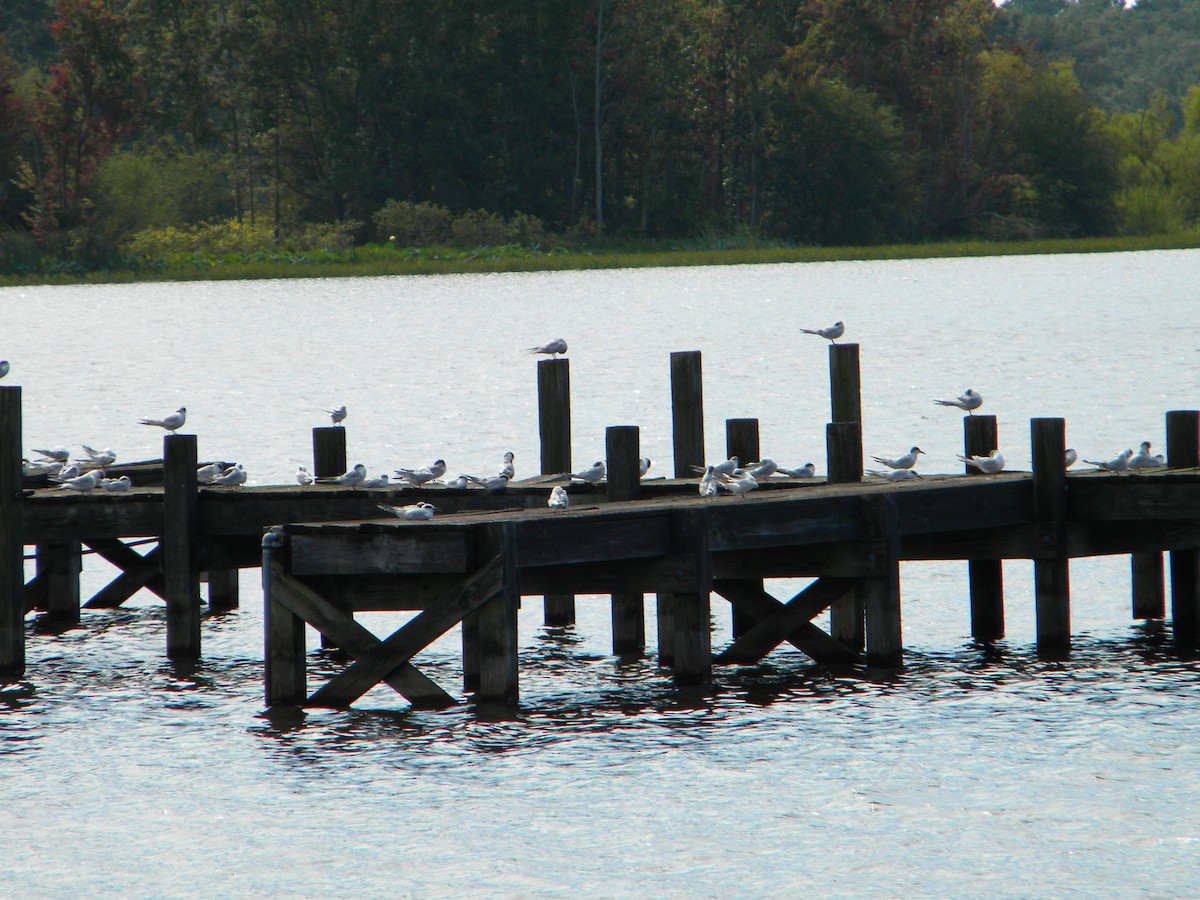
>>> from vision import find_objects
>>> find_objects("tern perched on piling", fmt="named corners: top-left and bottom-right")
top-left (934, 390), bottom-right (982, 415)
top-left (800, 321), bottom-right (844, 343)
top-left (139, 407), bottom-right (187, 433)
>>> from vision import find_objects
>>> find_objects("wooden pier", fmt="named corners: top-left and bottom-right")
top-left (2, 347), bottom-right (1198, 715)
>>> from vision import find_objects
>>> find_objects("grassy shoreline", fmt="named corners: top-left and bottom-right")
top-left (2, 233), bottom-right (1197, 287)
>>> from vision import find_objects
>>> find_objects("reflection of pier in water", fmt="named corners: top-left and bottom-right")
top-left (1, 346), bottom-right (1197, 712)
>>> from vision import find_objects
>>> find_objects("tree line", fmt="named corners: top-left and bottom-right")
top-left (1, 0), bottom-right (1199, 271)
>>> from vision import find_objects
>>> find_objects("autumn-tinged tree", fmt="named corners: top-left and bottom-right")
top-left (26, 0), bottom-right (143, 243)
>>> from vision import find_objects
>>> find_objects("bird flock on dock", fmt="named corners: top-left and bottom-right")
top-left (3, 324), bottom-right (1171, 514)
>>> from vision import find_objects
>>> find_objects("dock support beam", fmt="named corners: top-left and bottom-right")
top-left (965, 415), bottom-right (1005, 642)
top-left (164, 433), bottom-right (201, 660)
top-left (206, 568), bottom-right (239, 612)
top-left (725, 418), bottom-right (761, 639)
top-left (660, 351), bottom-right (704, 665)
top-left (826, 421), bottom-right (864, 649)
top-left (607, 426), bottom-right (645, 655)
top-left (1031, 418), bottom-right (1070, 651)
top-left (1131, 554), bottom-right (1165, 621)
top-left (476, 525), bottom-right (520, 705)
top-left (671, 510), bottom-right (712, 686)
top-left (0, 386), bottom-right (24, 678)
top-left (538, 358), bottom-right (574, 626)
top-left (36, 541), bottom-right (81, 624)
top-left (1167, 410), bottom-right (1200, 646)
top-left (862, 495), bottom-right (902, 667)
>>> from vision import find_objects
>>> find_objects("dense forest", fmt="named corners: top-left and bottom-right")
top-left (2, 0), bottom-right (1200, 273)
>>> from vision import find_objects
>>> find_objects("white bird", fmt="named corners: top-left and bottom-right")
top-left (1127, 442), bottom-right (1165, 471)
top-left (361, 473), bottom-right (390, 489)
top-left (958, 450), bottom-right (1005, 474)
top-left (33, 446), bottom-right (70, 462)
top-left (140, 407), bottom-right (187, 433)
top-left (693, 456), bottom-right (739, 478)
top-left (24, 459), bottom-right (62, 476)
top-left (1084, 448), bottom-right (1133, 473)
top-left (639, 457), bottom-right (653, 477)
top-left (934, 390), bottom-right (982, 415)
top-left (867, 468), bottom-right (923, 482)
top-left (719, 470), bottom-right (759, 498)
top-left (77, 446), bottom-right (117, 469)
top-left (526, 338), bottom-right (568, 357)
top-left (872, 447), bottom-right (924, 470)
top-left (100, 475), bottom-right (132, 492)
top-left (800, 321), bottom-right (844, 343)
top-left (777, 462), bottom-right (817, 479)
top-left (324, 405), bottom-right (347, 425)
top-left (197, 461), bottom-right (225, 483)
top-left (322, 463), bottom-right (367, 488)
top-left (443, 474), bottom-right (469, 490)
top-left (0, 360), bottom-right (8, 379)
top-left (211, 464), bottom-right (247, 486)
top-left (570, 460), bottom-right (606, 483)
top-left (56, 471), bottom-right (101, 492)
top-left (747, 458), bottom-right (778, 480)
top-left (699, 465), bottom-right (718, 498)
top-left (296, 465), bottom-right (314, 486)
top-left (465, 473), bottom-right (510, 492)
top-left (378, 501), bottom-right (437, 520)
top-left (50, 464), bottom-right (81, 482)
top-left (395, 459), bottom-right (446, 485)
top-left (548, 485), bottom-right (570, 510)
top-left (499, 451), bottom-right (515, 480)
top-left (1064, 448), bottom-right (1077, 468)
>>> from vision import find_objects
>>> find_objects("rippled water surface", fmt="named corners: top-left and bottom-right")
top-left (2, 251), bottom-right (1200, 897)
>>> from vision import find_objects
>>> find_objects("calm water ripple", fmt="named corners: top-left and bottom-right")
top-left (3, 252), bottom-right (1200, 896)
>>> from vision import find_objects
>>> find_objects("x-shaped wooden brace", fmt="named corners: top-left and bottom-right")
top-left (82, 539), bottom-right (166, 609)
top-left (713, 577), bottom-right (862, 665)
top-left (270, 554), bottom-right (505, 709)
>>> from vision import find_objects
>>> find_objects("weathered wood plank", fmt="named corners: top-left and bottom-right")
top-left (712, 578), bottom-right (860, 665)
top-left (306, 553), bottom-right (505, 707)
top-left (715, 577), bottom-right (858, 663)
top-left (23, 493), bottom-right (162, 542)
top-left (514, 514), bottom-right (672, 567)
top-left (268, 570), bottom-right (456, 708)
top-left (83, 539), bottom-right (166, 606)
top-left (289, 531), bottom-right (470, 576)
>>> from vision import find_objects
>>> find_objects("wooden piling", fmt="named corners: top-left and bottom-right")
top-left (607, 426), bottom-right (645, 655)
top-left (312, 426), bottom-right (347, 479)
top-left (475, 524), bottom-right (520, 705)
top-left (829, 343), bottom-right (862, 424)
top-left (826, 421), bottom-right (864, 649)
top-left (662, 351), bottom-right (704, 664)
top-left (37, 541), bottom-right (81, 624)
top-left (1167, 410), bottom-right (1200, 645)
top-left (964, 415), bottom-right (1004, 642)
top-left (1131, 553), bottom-right (1165, 620)
top-left (670, 351), bottom-right (705, 477)
top-left (538, 358), bottom-right (575, 626)
top-left (861, 494), bottom-right (902, 667)
top-left (206, 568), bottom-right (240, 612)
top-left (0, 386), bottom-right (23, 678)
top-left (263, 544), bottom-right (306, 706)
top-left (725, 418), bottom-right (761, 638)
top-left (671, 508), bottom-right (712, 686)
top-left (1031, 418), bottom-right (1070, 650)
top-left (163, 433), bottom-right (201, 659)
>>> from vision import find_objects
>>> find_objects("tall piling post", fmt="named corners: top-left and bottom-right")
top-left (607, 426), bottom-right (645, 655)
top-left (1167, 410), bottom-right (1200, 646)
top-left (725, 418), bottom-right (761, 638)
top-left (312, 426), bottom-right (347, 480)
top-left (829, 343), bottom-right (862, 426)
top-left (163, 433), bottom-right (201, 660)
top-left (861, 494), bottom-right (902, 667)
top-left (0, 387), bottom-right (24, 678)
top-left (475, 524), bottom-right (520, 706)
top-left (660, 351), bottom-right (705, 665)
top-left (827, 343), bottom-right (864, 648)
top-left (538, 358), bottom-right (574, 626)
top-left (965, 415), bottom-right (1005, 641)
top-left (1031, 418), bottom-right (1070, 650)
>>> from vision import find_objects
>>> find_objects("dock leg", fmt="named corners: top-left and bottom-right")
top-left (543, 593), bottom-right (575, 627)
top-left (862, 496), bottom-right (902, 667)
top-left (163, 433), bottom-right (201, 660)
top-left (672, 591), bottom-right (711, 686)
top-left (611, 593), bottom-right (645, 656)
top-left (37, 540), bottom-right (81, 624)
top-left (0, 386), bottom-right (23, 678)
top-left (1166, 410), bottom-right (1200, 646)
top-left (476, 524), bottom-right (519, 705)
top-left (1031, 418), bottom-right (1070, 652)
top-left (264, 559), bottom-right (306, 706)
top-left (207, 569), bottom-right (240, 612)
top-left (655, 593), bottom-right (676, 666)
top-left (965, 416), bottom-right (1005, 641)
top-left (461, 610), bottom-right (480, 692)
top-left (1131, 552), bottom-right (1165, 620)
top-left (831, 590), bottom-right (865, 651)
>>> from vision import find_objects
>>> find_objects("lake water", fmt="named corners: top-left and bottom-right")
top-left (2, 250), bottom-right (1199, 897)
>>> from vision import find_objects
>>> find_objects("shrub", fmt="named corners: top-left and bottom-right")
top-left (372, 200), bottom-right (453, 245)
top-left (0, 225), bottom-right (40, 274)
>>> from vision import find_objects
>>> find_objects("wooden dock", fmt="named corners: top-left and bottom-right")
top-left (2, 346), bottom-right (1198, 714)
